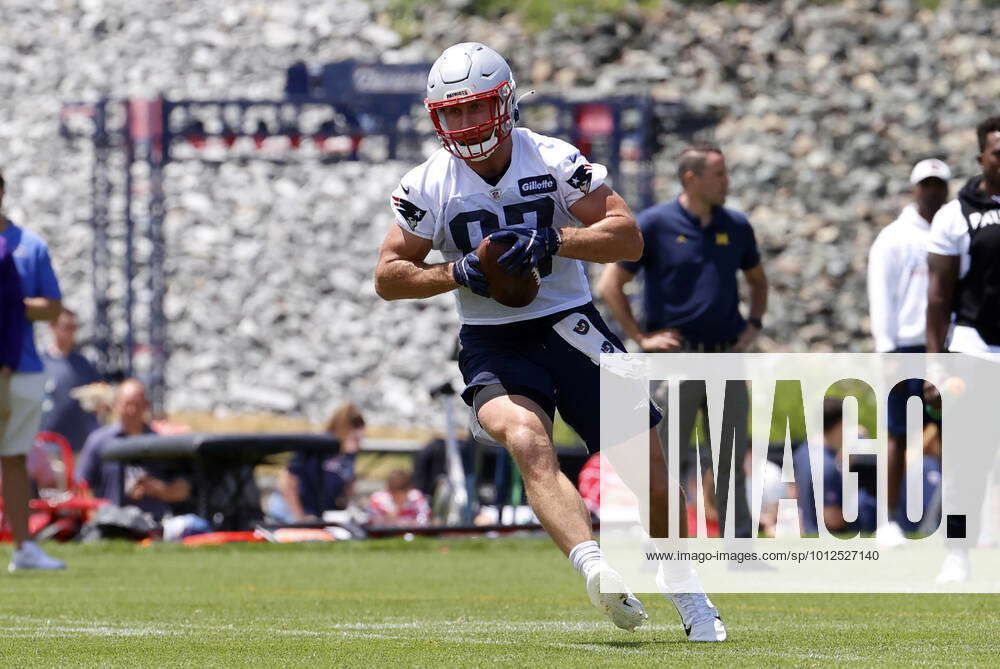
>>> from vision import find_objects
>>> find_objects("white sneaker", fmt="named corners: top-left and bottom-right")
top-left (667, 592), bottom-right (728, 641)
top-left (8, 541), bottom-right (67, 573)
top-left (935, 550), bottom-right (971, 584)
top-left (586, 565), bottom-right (648, 631)
top-left (876, 521), bottom-right (906, 549)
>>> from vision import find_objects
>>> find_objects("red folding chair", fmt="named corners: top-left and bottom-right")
top-left (0, 431), bottom-right (108, 542)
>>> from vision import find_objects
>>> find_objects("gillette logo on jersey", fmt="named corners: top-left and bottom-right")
top-left (391, 127), bottom-right (610, 325)
top-left (518, 175), bottom-right (557, 196)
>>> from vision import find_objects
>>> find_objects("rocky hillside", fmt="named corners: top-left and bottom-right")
top-left (1, 0), bottom-right (996, 426)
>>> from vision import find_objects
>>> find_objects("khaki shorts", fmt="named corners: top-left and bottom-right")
top-left (0, 373), bottom-right (46, 457)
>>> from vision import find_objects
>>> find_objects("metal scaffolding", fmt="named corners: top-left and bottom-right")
top-left (60, 62), bottom-right (715, 413)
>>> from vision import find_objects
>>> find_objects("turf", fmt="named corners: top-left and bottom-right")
top-left (0, 537), bottom-right (997, 667)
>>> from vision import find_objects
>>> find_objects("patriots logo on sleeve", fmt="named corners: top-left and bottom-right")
top-left (566, 163), bottom-right (593, 194)
top-left (392, 194), bottom-right (426, 230)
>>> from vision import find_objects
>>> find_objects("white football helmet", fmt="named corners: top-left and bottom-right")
top-left (425, 42), bottom-right (517, 161)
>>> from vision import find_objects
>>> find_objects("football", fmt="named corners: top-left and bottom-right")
top-left (475, 235), bottom-right (540, 308)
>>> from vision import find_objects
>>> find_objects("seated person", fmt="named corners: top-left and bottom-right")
top-left (75, 379), bottom-right (190, 521)
top-left (793, 398), bottom-right (877, 535)
top-left (367, 468), bottom-right (430, 527)
top-left (272, 403), bottom-right (364, 523)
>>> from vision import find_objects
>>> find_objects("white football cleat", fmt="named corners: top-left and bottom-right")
top-left (876, 521), bottom-right (906, 549)
top-left (586, 565), bottom-right (648, 631)
top-left (8, 541), bottom-right (67, 573)
top-left (667, 592), bottom-right (728, 642)
top-left (935, 550), bottom-right (971, 584)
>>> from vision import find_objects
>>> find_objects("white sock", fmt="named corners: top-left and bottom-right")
top-left (656, 559), bottom-right (703, 595)
top-left (568, 540), bottom-right (602, 579)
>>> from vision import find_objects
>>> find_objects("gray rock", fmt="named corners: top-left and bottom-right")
top-left (4, 0), bottom-right (997, 428)
top-left (228, 383), bottom-right (298, 413)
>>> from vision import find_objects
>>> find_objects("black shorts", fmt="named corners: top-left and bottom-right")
top-left (885, 346), bottom-right (939, 437)
top-left (458, 302), bottom-right (662, 452)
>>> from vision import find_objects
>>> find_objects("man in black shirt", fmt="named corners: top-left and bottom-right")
top-left (927, 116), bottom-right (1000, 356)
top-left (926, 116), bottom-right (1000, 583)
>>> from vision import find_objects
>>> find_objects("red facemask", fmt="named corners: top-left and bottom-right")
top-left (426, 81), bottom-right (514, 161)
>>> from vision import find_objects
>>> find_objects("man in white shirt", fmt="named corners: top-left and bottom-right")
top-left (868, 159), bottom-right (951, 354)
top-left (867, 158), bottom-right (950, 546)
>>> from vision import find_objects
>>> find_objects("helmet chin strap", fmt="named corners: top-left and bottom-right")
top-left (512, 89), bottom-right (535, 123)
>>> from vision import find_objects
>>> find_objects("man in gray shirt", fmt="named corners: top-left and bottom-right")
top-left (41, 309), bottom-right (102, 452)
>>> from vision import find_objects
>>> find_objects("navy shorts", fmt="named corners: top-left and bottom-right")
top-left (458, 302), bottom-right (661, 453)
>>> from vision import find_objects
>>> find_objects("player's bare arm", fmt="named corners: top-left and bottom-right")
top-left (926, 252), bottom-right (959, 353)
top-left (560, 184), bottom-right (643, 263)
top-left (742, 263), bottom-right (768, 323)
top-left (374, 224), bottom-right (457, 300)
top-left (732, 263), bottom-right (768, 351)
top-left (596, 263), bottom-right (641, 341)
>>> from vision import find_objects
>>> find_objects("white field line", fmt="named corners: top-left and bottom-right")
top-left (0, 613), bottom-right (662, 655)
top-left (1, 624), bottom-right (179, 638)
top-left (1, 614), bottom-right (679, 634)
top-left (0, 614), bottom-right (983, 665)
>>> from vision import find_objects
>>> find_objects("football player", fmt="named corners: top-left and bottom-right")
top-left (374, 43), bottom-right (726, 641)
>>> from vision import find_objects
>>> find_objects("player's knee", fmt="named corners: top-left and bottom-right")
top-left (503, 422), bottom-right (548, 453)
top-left (504, 426), bottom-right (556, 479)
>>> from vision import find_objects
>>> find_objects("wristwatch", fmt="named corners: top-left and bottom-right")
top-left (747, 317), bottom-right (763, 330)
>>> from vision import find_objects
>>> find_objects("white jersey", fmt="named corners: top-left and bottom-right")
top-left (389, 128), bottom-right (608, 325)
top-left (927, 196), bottom-right (1000, 354)
top-left (866, 204), bottom-right (931, 351)
top-left (926, 198), bottom-right (973, 277)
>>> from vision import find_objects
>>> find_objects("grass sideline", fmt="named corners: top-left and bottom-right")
top-left (1, 538), bottom-right (997, 667)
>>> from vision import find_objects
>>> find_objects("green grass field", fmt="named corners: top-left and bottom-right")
top-left (1, 537), bottom-right (997, 667)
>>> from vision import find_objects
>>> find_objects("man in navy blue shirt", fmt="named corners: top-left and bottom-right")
top-left (599, 144), bottom-right (768, 541)
top-left (599, 144), bottom-right (768, 352)
top-left (793, 399), bottom-right (877, 536)
top-left (76, 379), bottom-right (191, 521)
